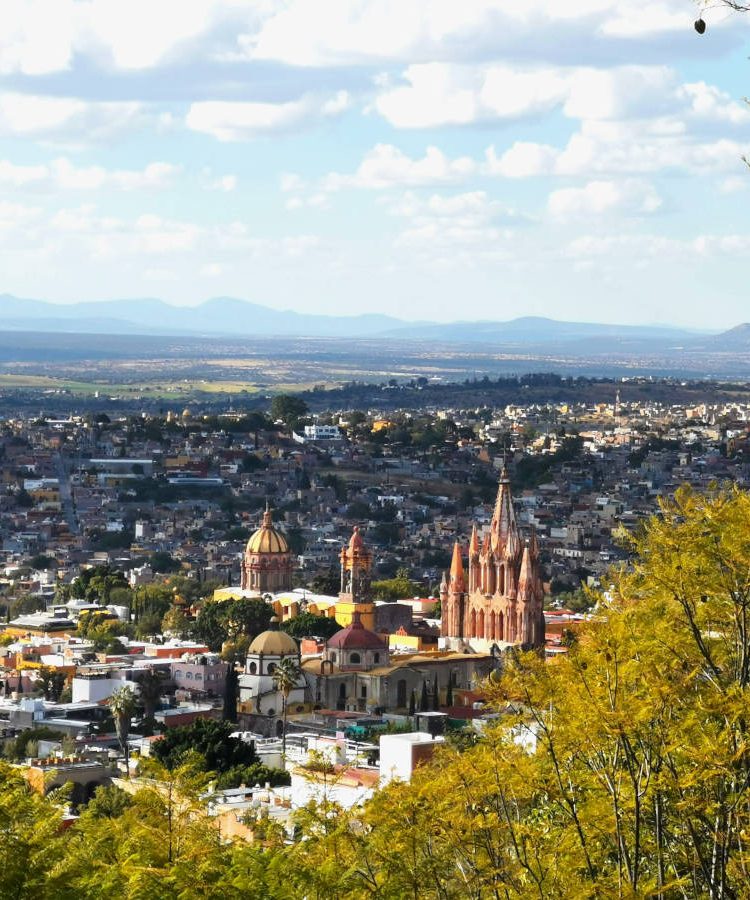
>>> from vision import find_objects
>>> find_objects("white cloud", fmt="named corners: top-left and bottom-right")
top-left (186, 91), bottom-right (350, 141)
top-left (548, 179), bottom-right (662, 220)
top-left (323, 143), bottom-right (476, 191)
top-left (388, 189), bottom-right (523, 256)
top-left (373, 63), bottom-right (750, 131)
top-left (0, 0), bottom-right (255, 75)
top-left (375, 63), bottom-right (570, 129)
top-left (566, 231), bottom-right (750, 261)
top-left (244, 0), bottom-right (700, 68)
top-left (485, 143), bottom-right (559, 178)
top-left (485, 119), bottom-right (749, 179)
top-left (0, 201), bottom-right (324, 266)
top-left (0, 157), bottom-right (179, 191)
top-left (0, 0), bottom-right (719, 79)
top-left (0, 92), bottom-right (146, 143)
top-left (0, 1), bottom-right (77, 75)
top-left (206, 173), bottom-right (238, 192)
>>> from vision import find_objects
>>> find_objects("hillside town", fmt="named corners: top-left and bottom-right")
top-left (2, 386), bottom-right (749, 833)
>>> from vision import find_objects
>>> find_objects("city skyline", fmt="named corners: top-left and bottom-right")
top-left (1, 1), bottom-right (749, 328)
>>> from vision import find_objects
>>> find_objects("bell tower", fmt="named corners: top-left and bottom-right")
top-left (336, 526), bottom-right (375, 630)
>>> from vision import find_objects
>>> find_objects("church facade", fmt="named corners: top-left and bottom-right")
top-left (440, 468), bottom-right (545, 651)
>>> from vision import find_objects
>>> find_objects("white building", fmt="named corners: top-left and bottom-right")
top-left (379, 732), bottom-right (445, 785)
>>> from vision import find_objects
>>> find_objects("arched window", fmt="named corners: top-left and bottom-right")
top-left (248, 662), bottom-right (257, 675)
top-left (267, 662), bottom-right (276, 675)
top-left (350, 652), bottom-right (361, 664)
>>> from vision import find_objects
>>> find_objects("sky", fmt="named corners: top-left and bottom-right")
top-left (0, 0), bottom-right (749, 329)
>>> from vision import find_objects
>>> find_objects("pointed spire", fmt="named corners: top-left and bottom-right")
top-left (504, 524), bottom-right (521, 561)
top-left (449, 541), bottom-right (466, 592)
top-left (529, 526), bottom-right (539, 559)
top-left (469, 523), bottom-right (480, 557)
top-left (518, 542), bottom-right (535, 599)
top-left (491, 466), bottom-right (518, 555)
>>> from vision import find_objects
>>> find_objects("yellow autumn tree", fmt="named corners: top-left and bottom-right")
top-left (287, 484), bottom-right (750, 898)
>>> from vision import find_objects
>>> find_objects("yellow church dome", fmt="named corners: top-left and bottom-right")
top-left (246, 506), bottom-right (289, 555)
top-left (248, 627), bottom-right (298, 656)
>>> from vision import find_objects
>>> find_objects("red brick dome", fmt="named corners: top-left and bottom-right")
top-left (327, 612), bottom-right (386, 652)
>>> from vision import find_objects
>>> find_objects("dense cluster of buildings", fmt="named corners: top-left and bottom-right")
top-left (1, 391), bottom-right (749, 826)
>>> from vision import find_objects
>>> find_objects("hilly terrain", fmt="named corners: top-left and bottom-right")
top-left (0, 294), bottom-right (716, 348)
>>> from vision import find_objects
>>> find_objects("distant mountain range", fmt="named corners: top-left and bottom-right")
top-left (0, 293), bottom-right (744, 350)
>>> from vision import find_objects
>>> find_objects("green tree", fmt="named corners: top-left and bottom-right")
top-left (149, 551), bottom-right (181, 574)
top-left (134, 667), bottom-right (167, 724)
top-left (280, 612), bottom-right (341, 641)
top-left (270, 394), bottom-right (309, 430)
top-left (194, 597), bottom-right (273, 652)
top-left (108, 686), bottom-right (137, 777)
top-left (161, 606), bottom-right (192, 638)
top-left (84, 784), bottom-right (133, 820)
top-left (151, 718), bottom-right (258, 773)
top-left (35, 665), bottom-right (67, 701)
top-left (309, 566), bottom-right (340, 596)
top-left (272, 656), bottom-right (302, 763)
top-left (71, 564), bottom-right (128, 604)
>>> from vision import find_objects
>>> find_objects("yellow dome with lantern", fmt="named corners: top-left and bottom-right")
top-left (248, 625), bottom-right (299, 656)
top-left (246, 506), bottom-right (289, 555)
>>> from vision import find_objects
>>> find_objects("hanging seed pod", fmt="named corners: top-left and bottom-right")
top-left (695, 18), bottom-right (706, 34)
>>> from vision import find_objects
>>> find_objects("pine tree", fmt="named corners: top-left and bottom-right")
top-left (419, 680), bottom-right (428, 712)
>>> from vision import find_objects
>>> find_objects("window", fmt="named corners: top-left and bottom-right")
top-left (330, 652), bottom-right (337, 663)
top-left (373, 653), bottom-right (380, 664)
top-left (350, 652), bottom-right (361, 664)
top-left (361, 685), bottom-right (367, 699)
top-left (248, 662), bottom-right (257, 675)
top-left (267, 662), bottom-right (276, 674)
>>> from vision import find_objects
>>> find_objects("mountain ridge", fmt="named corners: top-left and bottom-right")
top-left (0, 294), bottom-right (738, 347)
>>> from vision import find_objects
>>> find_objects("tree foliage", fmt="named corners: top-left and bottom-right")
top-left (151, 718), bottom-right (258, 774)
top-left (10, 486), bottom-right (750, 897)
top-left (280, 612), bottom-right (341, 640)
top-left (194, 596), bottom-right (274, 652)
top-left (70, 564), bottom-right (128, 604)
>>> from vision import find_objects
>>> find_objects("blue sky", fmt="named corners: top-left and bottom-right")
top-left (1, 0), bottom-right (749, 328)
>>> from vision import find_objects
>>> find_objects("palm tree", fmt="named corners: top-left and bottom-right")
top-left (271, 656), bottom-right (302, 764)
top-left (108, 685), bottom-right (137, 778)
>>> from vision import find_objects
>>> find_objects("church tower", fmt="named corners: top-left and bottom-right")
top-left (240, 505), bottom-right (294, 593)
top-left (335, 526), bottom-right (376, 630)
top-left (442, 468), bottom-right (545, 650)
